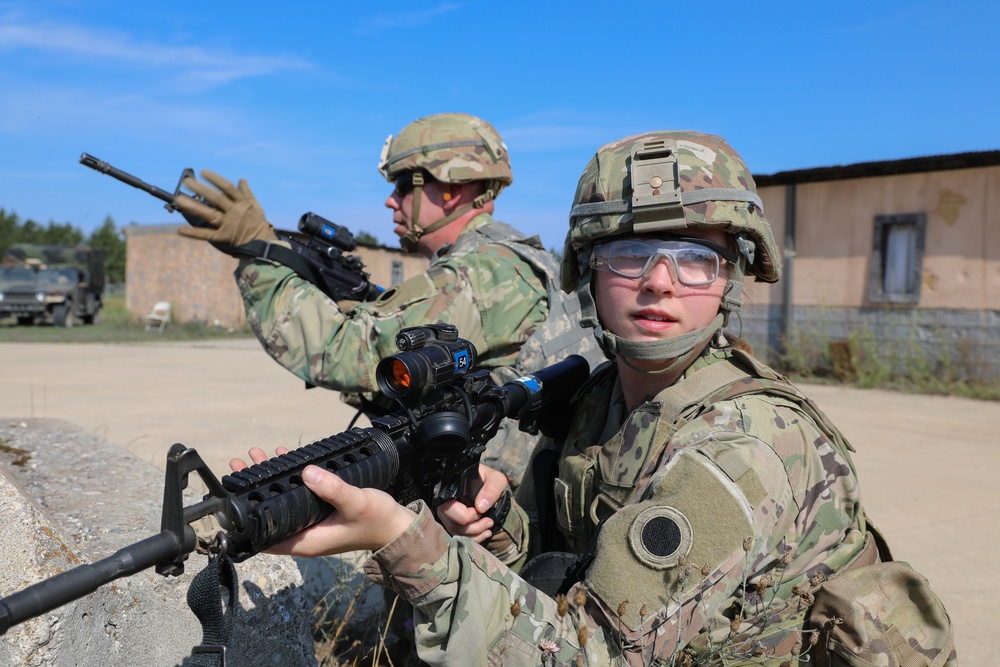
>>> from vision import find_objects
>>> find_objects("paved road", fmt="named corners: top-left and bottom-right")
top-left (2, 340), bottom-right (995, 663)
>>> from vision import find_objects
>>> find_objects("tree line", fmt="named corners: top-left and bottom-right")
top-left (0, 208), bottom-right (127, 284)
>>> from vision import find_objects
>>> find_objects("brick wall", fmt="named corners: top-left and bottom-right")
top-left (124, 224), bottom-right (428, 329)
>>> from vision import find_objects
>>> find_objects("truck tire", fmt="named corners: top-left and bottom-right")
top-left (81, 295), bottom-right (101, 324)
top-left (53, 303), bottom-right (75, 328)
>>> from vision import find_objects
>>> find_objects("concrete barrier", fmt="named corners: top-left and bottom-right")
top-left (0, 418), bottom-right (317, 667)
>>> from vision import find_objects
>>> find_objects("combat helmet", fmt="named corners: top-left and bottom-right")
top-left (378, 113), bottom-right (513, 252)
top-left (563, 131), bottom-right (782, 371)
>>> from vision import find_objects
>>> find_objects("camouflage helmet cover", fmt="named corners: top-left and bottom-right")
top-left (561, 130), bottom-right (781, 291)
top-left (378, 113), bottom-right (513, 193)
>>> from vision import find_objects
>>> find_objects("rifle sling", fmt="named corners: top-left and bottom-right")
top-left (186, 554), bottom-right (238, 667)
top-left (234, 240), bottom-right (329, 293)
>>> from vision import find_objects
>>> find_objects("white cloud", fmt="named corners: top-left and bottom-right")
top-left (0, 83), bottom-right (248, 138)
top-left (0, 18), bottom-right (313, 87)
top-left (357, 3), bottom-right (462, 34)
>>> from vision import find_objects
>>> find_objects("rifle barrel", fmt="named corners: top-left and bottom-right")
top-left (79, 153), bottom-right (177, 205)
top-left (0, 530), bottom-right (183, 634)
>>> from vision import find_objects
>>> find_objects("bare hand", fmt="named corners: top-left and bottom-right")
top-left (229, 446), bottom-right (289, 472)
top-left (436, 464), bottom-right (510, 543)
top-left (228, 448), bottom-right (417, 556)
top-left (272, 465), bottom-right (417, 556)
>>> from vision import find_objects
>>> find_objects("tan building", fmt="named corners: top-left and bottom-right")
top-left (741, 150), bottom-right (1000, 380)
top-left (124, 224), bottom-right (428, 329)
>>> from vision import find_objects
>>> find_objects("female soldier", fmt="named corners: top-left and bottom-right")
top-left (240, 132), bottom-right (911, 665)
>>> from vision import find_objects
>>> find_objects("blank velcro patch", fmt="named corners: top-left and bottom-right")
top-left (628, 506), bottom-right (692, 569)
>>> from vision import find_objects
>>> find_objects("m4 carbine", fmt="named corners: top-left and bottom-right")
top-left (0, 324), bottom-right (589, 635)
top-left (79, 153), bottom-right (382, 303)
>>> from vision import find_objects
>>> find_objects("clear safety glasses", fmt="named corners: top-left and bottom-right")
top-left (589, 237), bottom-right (738, 285)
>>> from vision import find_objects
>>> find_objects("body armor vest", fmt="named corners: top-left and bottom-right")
top-left (446, 218), bottom-right (603, 384)
top-left (552, 349), bottom-right (862, 552)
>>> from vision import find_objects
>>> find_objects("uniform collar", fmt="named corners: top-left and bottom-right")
top-left (433, 213), bottom-right (495, 260)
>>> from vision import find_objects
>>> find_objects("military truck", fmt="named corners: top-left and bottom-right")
top-left (0, 244), bottom-right (105, 327)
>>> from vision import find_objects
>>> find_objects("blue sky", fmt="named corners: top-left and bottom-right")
top-left (2, 1), bottom-right (998, 252)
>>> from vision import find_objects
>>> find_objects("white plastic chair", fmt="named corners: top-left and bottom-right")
top-left (145, 301), bottom-right (171, 332)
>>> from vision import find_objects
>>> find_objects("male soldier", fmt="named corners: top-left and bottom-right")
top-left (174, 112), bottom-right (601, 487)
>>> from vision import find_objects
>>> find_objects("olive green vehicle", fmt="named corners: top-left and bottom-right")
top-left (0, 244), bottom-right (105, 327)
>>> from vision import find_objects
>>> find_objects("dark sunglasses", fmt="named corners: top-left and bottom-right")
top-left (393, 171), bottom-right (434, 197)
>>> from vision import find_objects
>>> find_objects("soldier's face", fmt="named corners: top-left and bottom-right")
top-left (593, 227), bottom-right (730, 348)
top-left (385, 181), bottom-right (447, 240)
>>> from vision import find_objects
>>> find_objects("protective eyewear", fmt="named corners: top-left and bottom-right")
top-left (393, 171), bottom-right (432, 197)
top-left (590, 237), bottom-right (737, 285)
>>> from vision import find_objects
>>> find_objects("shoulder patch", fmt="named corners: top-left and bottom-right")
top-left (371, 266), bottom-right (448, 313)
top-left (628, 505), bottom-right (692, 569)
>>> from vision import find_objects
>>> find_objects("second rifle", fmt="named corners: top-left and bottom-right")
top-left (79, 153), bottom-right (381, 303)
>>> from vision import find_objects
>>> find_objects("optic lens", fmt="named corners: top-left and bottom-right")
top-left (390, 359), bottom-right (411, 390)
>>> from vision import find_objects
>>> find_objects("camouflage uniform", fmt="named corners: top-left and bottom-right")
top-left (354, 132), bottom-right (954, 666)
top-left (238, 213), bottom-right (598, 484)
top-left (237, 114), bottom-right (601, 486)
top-left (362, 345), bottom-right (871, 666)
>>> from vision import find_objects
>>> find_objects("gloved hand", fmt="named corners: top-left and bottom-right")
top-left (175, 170), bottom-right (278, 247)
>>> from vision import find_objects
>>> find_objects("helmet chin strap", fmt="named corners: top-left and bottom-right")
top-left (399, 174), bottom-right (496, 253)
top-left (600, 313), bottom-right (724, 375)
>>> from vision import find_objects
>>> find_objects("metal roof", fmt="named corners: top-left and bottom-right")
top-left (754, 150), bottom-right (1000, 186)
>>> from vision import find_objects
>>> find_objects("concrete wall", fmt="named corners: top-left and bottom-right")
top-left (125, 225), bottom-right (245, 328)
top-left (0, 418), bottom-right (317, 667)
top-left (352, 243), bottom-right (429, 289)
top-left (124, 224), bottom-right (428, 329)
top-left (757, 164), bottom-right (1000, 310)
top-left (744, 164), bottom-right (1000, 378)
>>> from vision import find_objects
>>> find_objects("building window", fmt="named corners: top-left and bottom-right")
top-left (390, 260), bottom-right (404, 286)
top-left (869, 213), bottom-right (926, 304)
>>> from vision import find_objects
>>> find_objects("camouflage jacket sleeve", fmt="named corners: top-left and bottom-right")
top-left (363, 392), bottom-right (863, 666)
top-left (365, 501), bottom-right (612, 666)
top-left (235, 240), bottom-right (548, 393)
top-left (577, 392), bottom-right (864, 663)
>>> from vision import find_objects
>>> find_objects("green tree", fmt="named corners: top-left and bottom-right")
top-left (1, 210), bottom-right (124, 282)
top-left (0, 208), bottom-right (19, 255)
top-left (355, 230), bottom-right (380, 247)
top-left (6, 217), bottom-right (84, 246)
top-left (86, 216), bottom-right (126, 283)
top-left (39, 221), bottom-right (85, 245)
top-left (17, 218), bottom-right (43, 244)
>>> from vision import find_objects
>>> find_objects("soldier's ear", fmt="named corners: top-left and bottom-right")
top-left (442, 184), bottom-right (464, 209)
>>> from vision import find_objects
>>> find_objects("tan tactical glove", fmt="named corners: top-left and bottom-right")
top-left (175, 170), bottom-right (278, 247)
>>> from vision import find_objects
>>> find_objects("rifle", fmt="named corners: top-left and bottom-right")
top-left (0, 324), bottom-right (589, 635)
top-left (79, 153), bottom-right (382, 303)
